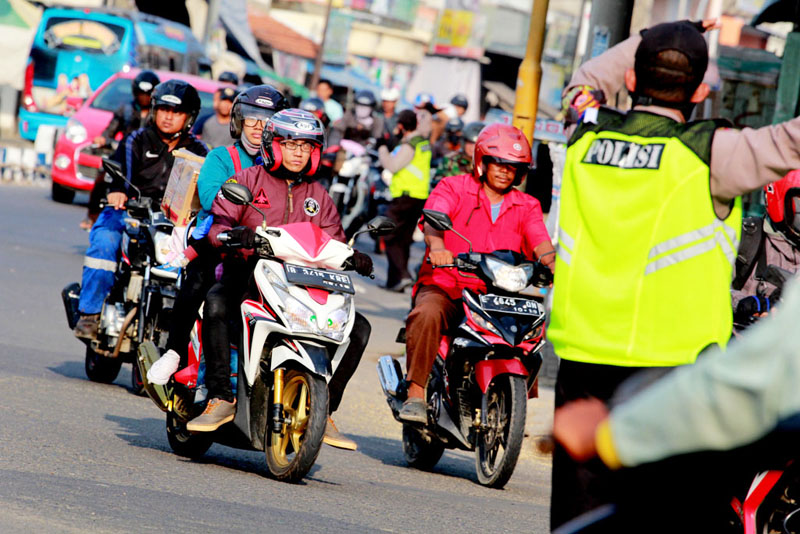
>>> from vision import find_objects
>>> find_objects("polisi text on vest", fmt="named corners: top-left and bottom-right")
top-left (582, 139), bottom-right (665, 170)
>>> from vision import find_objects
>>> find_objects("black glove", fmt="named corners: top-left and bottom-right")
top-left (532, 262), bottom-right (553, 287)
top-left (352, 250), bottom-right (373, 277)
top-left (227, 226), bottom-right (257, 249)
top-left (734, 295), bottom-right (771, 324)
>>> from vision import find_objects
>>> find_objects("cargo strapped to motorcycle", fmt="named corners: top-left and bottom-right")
top-left (732, 216), bottom-right (766, 291)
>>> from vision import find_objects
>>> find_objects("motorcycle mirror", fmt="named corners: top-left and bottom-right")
top-left (220, 183), bottom-right (254, 205)
top-left (366, 216), bottom-right (396, 236)
top-left (101, 157), bottom-right (142, 199)
top-left (422, 209), bottom-right (453, 232)
top-left (422, 209), bottom-right (473, 252)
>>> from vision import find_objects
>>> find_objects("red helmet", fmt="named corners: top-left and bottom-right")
top-left (261, 109), bottom-right (325, 177)
top-left (473, 123), bottom-right (531, 186)
top-left (765, 171), bottom-right (800, 239)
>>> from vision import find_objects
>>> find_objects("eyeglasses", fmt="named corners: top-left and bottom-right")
top-left (280, 140), bottom-right (313, 153)
top-left (243, 116), bottom-right (267, 127)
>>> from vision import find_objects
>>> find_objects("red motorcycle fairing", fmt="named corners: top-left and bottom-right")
top-left (474, 358), bottom-right (529, 393)
top-left (741, 470), bottom-right (784, 534)
top-left (437, 336), bottom-right (452, 360)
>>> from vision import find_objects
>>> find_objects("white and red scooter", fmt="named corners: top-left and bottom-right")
top-left (137, 182), bottom-right (395, 482)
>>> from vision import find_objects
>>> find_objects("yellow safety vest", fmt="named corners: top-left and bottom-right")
top-left (549, 110), bottom-right (741, 367)
top-left (390, 136), bottom-right (432, 200)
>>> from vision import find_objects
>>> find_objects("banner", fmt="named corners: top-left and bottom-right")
top-left (323, 10), bottom-right (352, 64)
top-left (432, 8), bottom-right (485, 59)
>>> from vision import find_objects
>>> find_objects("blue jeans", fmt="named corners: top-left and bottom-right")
top-left (78, 208), bottom-right (126, 314)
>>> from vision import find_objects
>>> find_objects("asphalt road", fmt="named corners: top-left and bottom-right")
top-left (0, 184), bottom-right (554, 533)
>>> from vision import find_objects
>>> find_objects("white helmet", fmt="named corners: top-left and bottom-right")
top-left (381, 88), bottom-right (400, 102)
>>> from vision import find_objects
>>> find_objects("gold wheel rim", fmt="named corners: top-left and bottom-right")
top-left (270, 372), bottom-right (310, 468)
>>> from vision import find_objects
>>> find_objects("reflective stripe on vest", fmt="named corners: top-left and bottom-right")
top-left (645, 220), bottom-right (739, 275)
top-left (548, 114), bottom-right (741, 368)
top-left (390, 139), bottom-right (431, 199)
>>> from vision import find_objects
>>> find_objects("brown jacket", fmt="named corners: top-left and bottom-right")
top-left (209, 165), bottom-right (345, 254)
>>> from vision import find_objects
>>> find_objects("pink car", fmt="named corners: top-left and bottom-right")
top-left (50, 68), bottom-right (230, 203)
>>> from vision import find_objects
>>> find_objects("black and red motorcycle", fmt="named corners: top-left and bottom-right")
top-left (377, 209), bottom-right (551, 488)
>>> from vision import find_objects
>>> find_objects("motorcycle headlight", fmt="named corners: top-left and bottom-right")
top-left (523, 321), bottom-right (545, 343)
top-left (485, 257), bottom-right (531, 293)
top-left (65, 119), bottom-right (87, 144)
top-left (280, 294), bottom-right (351, 342)
top-left (468, 308), bottom-right (501, 336)
top-left (282, 295), bottom-right (317, 335)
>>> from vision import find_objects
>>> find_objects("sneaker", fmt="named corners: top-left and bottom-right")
top-left (73, 314), bottom-right (100, 339)
top-left (323, 417), bottom-right (357, 451)
top-left (186, 398), bottom-right (236, 432)
top-left (146, 349), bottom-right (180, 385)
top-left (398, 397), bottom-right (427, 424)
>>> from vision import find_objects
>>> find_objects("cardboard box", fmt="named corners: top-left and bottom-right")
top-left (161, 149), bottom-right (205, 226)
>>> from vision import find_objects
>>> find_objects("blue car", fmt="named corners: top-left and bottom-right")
top-left (19, 7), bottom-right (210, 141)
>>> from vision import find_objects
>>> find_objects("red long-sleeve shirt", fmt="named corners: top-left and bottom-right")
top-left (209, 166), bottom-right (345, 256)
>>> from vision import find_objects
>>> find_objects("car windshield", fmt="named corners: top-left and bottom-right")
top-left (90, 77), bottom-right (215, 115)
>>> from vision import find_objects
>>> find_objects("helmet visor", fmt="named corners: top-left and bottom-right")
top-left (239, 103), bottom-right (276, 126)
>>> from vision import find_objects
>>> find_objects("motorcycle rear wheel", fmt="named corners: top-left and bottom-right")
top-left (402, 424), bottom-right (445, 471)
top-left (475, 375), bottom-right (527, 489)
top-left (166, 413), bottom-right (212, 459)
top-left (85, 346), bottom-right (122, 384)
top-left (265, 370), bottom-right (328, 483)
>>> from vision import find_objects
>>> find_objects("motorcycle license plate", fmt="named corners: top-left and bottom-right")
top-left (285, 264), bottom-right (355, 294)
top-left (479, 294), bottom-right (540, 316)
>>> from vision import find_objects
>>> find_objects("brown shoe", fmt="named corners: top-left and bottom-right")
top-left (73, 314), bottom-right (100, 339)
top-left (323, 416), bottom-right (357, 451)
top-left (186, 398), bottom-right (236, 432)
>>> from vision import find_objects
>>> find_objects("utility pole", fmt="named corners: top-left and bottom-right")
top-left (309, 0), bottom-right (334, 91)
top-left (582, 0), bottom-right (634, 64)
top-left (512, 0), bottom-right (550, 145)
top-left (202, 0), bottom-right (221, 49)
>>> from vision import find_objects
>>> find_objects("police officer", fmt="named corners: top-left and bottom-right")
top-left (73, 80), bottom-right (208, 338)
top-left (549, 19), bottom-right (800, 528)
top-left (378, 109), bottom-right (432, 292)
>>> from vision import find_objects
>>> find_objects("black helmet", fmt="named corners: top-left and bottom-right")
top-left (300, 97), bottom-right (325, 116)
top-left (462, 121), bottom-right (485, 143)
top-left (261, 108), bottom-right (326, 177)
top-left (229, 84), bottom-right (287, 139)
top-left (354, 89), bottom-right (377, 108)
top-left (150, 80), bottom-right (202, 134)
top-left (450, 93), bottom-right (468, 109)
top-left (218, 71), bottom-right (239, 85)
top-left (133, 70), bottom-right (160, 95)
top-left (445, 117), bottom-right (464, 134)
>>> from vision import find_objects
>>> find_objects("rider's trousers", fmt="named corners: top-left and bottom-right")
top-left (78, 208), bottom-right (126, 314)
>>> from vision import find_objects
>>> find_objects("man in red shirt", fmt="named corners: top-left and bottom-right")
top-left (398, 123), bottom-right (556, 422)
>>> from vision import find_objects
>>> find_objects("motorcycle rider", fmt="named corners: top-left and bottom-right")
top-left (431, 94), bottom-right (469, 145)
top-left (73, 80), bottom-right (208, 339)
top-left (147, 84), bottom-right (288, 384)
top-left (432, 117), bottom-right (464, 161)
top-left (397, 123), bottom-right (555, 422)
top-left (380, 87), bottom-right (400, 141)
top-left (328, 89), bottom-right (386, 147)
top-left (83, 70), bottom-right (161, 230)
top-left (377, 109), bottom-right (431, 292)
top-left (299, 97), bottom-right (331, 130)
top-left (316, 78), bottom-right (343, 123)
top-left (731, 171), bottom-right (800, 326)
top-left (185, 109), bottom-right (374, 451)
top-left (549, 19), bottom-right (800, 528)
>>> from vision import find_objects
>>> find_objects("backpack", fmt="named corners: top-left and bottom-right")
top-left (732, 216), bottom-right (766, 290)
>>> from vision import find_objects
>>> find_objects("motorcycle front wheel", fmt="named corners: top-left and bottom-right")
top-left (166, 413), bottom-right (212, 459)
top-left (265, 370), bottom-right (328, 483)
top-left (85, 346), bottom-right (123, 384)
top-left (475, 375), bottom-right (527, 489)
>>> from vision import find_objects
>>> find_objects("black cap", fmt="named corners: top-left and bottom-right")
top-left (635, 21), bottom-right (708, 82)
top-left (218, 86), bottom-right (239, 102)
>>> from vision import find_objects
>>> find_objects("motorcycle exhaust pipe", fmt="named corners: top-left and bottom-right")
top-left (377, 355), bottom-right (402, 397)
top-left (61, 283), bottom-right (81, 330)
